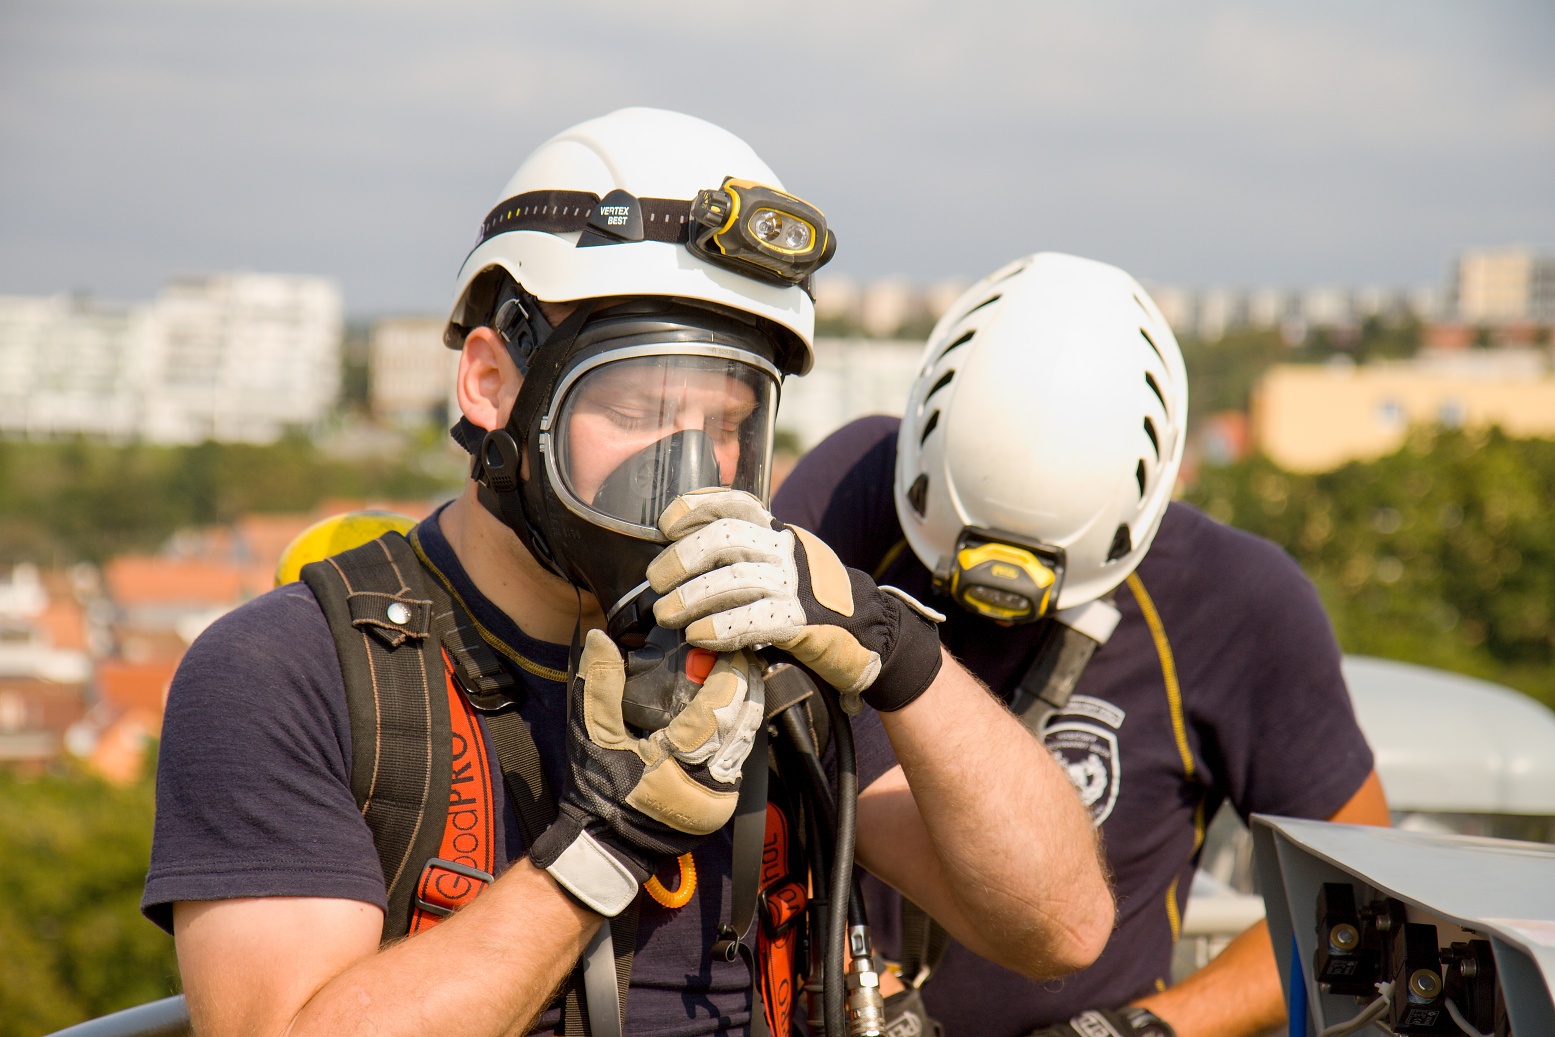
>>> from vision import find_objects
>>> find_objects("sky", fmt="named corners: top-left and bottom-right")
top-left (1, 0), bottom-right (1552, 316)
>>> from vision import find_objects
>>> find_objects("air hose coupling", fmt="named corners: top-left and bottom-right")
top-left (845, 924), bottom-right (886, 1037)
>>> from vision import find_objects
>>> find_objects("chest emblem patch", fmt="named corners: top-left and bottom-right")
top-left (1045, 721), bottom-right (1121, 827)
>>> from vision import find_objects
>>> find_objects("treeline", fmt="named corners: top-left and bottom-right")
top-left (0, 436), bottom-right (462, 566)
top-left (1186, 427), bottom-right (1555, 707)
top-left (0, 765), bottom-right (176, 1035)
top-left (1179, 316), bottom-right (1425, 416)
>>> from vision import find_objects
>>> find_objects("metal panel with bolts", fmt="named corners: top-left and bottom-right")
top-left (1254, 815), bottom-right (1555, 1035)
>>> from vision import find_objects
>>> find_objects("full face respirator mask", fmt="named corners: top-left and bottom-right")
top-left (466, 293), bottom-right (786, 730)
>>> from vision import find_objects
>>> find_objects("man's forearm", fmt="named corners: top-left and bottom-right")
top-left (179, 861), bottom-right (600, 1037)
top-left (1132, 920), bottom-right (1285, 1037)
top-left (868, 648), bottom-right (1113, 976)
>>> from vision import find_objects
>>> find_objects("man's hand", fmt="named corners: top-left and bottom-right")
top-left (529, 629), bottom-right (764, 916)
top-left (647, 488), bottom-right (944, 711)
top-left (1028, 1007), bottom-right (1176, 1037)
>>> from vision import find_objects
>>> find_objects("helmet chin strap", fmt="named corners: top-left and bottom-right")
top-left (470, 299), bottom-right (601, 581)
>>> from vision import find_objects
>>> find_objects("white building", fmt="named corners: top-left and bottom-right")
top-left (776, 337), bottom-right (925, 451)
top-left (0, 295), bottom-right (149, 440)
top-left (1454, 246), bottom-right (1555, 324)
top-left (369, 317), bottom-right (456, 427)
top-left (0, 274), bottom-right (342, 445)
top-left (142, 274), bottom-right (343, 443)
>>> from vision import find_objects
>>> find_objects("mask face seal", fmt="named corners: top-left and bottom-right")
top-left (935, 529), bottom-right (1066, 624)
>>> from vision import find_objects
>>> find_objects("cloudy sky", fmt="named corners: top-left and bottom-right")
top-left (1, 0), bottom-right (1551, 315)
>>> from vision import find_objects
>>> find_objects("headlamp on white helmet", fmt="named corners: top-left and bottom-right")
top-left (896, 252), bottom-right (1189, 621)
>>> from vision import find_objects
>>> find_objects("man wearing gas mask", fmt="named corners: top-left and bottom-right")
top-left (144, 110), bottom-right (1113, 1037)
top-left (774, 253), bottom-right (1390, 1037)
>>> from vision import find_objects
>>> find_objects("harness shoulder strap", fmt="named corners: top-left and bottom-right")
top-left (301, 533), bottom-right (453, 942)
top-left (409, 530), bottom-right (637, 1037)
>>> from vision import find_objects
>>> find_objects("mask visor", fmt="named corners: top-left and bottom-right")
top-left (549, 351), bottom-right (779, 537)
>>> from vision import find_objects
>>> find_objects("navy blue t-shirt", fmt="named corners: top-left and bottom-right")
top-left (773, 416), bottom-right (1374, 1037)
top-left (145, 508), bottom-right (895, 1037)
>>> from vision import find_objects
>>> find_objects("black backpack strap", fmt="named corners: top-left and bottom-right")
top-left (897, 899), bottom-right (953, 990)
top-left (407, 528), bottom-right (637, 1037)
top-left (1007, 597), bottom-right (1121, 734)
top-left (301, 533), bottom-right (451, 943)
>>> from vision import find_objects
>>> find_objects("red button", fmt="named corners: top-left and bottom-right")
top-left (684, 648), bottom-right (717, 684)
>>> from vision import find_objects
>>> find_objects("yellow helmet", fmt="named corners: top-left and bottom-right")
top-left (274, 511), bottom-right (419, 587)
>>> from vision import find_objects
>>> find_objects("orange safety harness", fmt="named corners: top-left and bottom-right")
top-left (303, 531), bottom-right (812, 1035)
top-left (408, 653), bottom-right (497, 933)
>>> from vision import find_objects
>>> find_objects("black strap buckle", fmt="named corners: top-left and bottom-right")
top-left (414, 857), bottom-right (495, 918)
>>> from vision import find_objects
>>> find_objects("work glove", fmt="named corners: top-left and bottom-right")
top-left (645, 489), bottom-right (945, 713)
top-left (528, 629), bottom-right (764, 916)
top-left (1025, 1007), bottom-right (1176, 1037)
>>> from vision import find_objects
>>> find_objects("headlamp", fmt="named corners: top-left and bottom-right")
top-left (470, 178), bottom-right (836, 295)
top-left (688, 178), bottom-right (835, 287)
top-left (935, 529), bottom-right (1065, 624)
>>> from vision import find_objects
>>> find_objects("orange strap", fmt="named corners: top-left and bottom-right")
top-left (758, 801), bottom-right (806, 1036)
top-left (408, 652), bottom-right (497, 935)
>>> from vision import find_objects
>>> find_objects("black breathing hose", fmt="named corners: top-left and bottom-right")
top-left (818, 682), bottom-right (858, 1037)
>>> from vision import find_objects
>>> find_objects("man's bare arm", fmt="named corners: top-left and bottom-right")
top-left (1130, 770), bottom-right (1392, 1037)
top-left (175, 860), bottom-right (598, 1037)
top-left (855, 648), bottom-right (1114, 979)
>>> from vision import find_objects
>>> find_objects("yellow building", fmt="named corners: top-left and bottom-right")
top-left (1251, 356), bottom-right (1555, 472)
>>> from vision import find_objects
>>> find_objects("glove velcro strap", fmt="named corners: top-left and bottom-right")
top-left (863, 576), bottom-right (944, 712)
top-left (537, 825), bottom-right (641, 917)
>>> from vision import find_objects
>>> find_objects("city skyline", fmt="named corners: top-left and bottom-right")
top-left (2, 1), bottom-right (1551, 316)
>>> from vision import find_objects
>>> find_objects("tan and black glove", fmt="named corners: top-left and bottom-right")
top-left (646, 489), bottom-right (945, 713)
top-left (528, 629), bottom-right (764, 916)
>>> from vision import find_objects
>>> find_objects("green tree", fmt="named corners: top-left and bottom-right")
top-left (0, 438), bottom-right (462, 566)
top-left (0, 763), bottom-right (179, 1035)
top-left (1187, 427), bottom-right (1555, 707)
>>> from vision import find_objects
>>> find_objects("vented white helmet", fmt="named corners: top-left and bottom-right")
top-left (895, 252), bottom-right (1188, 614)
top-left (446, 107), bottom-right (816, 374)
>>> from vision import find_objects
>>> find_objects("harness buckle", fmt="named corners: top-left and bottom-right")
top-left (414, 857), bottom-right (496, 918)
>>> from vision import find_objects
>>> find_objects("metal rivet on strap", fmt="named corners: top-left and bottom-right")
top-left (387, 602), bottom-right (411, 625)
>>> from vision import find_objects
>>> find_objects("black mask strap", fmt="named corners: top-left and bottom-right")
top-left (470, 299), bottom-right (600, 579)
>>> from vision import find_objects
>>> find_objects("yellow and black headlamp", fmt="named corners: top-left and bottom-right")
top-left (688, 178), bottom-right (836, 287)
top-left (471, 178), bottom-right (837, 294)
top-left (936, 529), bottom-right (1065, 624)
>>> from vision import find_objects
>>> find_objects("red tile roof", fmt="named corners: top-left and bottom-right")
top-left (96, 658), bottom-right (179, 713)
top-left (103, 556), bottom-right (269, 608)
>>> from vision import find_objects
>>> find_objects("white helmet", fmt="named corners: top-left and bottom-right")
top-left (446, 107), bottom-right (823, 374)
top-left (894, 252), bottom-right (1188, 620)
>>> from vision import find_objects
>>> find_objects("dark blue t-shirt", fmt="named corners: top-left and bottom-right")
top-left (145, 508), bottom-right (895, 1037)
top-left (773, 416), bottom-right (1375, 1037)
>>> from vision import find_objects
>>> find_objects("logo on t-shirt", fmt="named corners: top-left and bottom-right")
top-left (1045, 696), bottom-right (1123, 827)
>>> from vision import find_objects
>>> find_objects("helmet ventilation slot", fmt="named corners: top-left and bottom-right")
top-left (1143, 416), bottom-right (1159, 459)
top-left (919, 410), bottom-right (940, 446)
top-left (1106, 523), bottom-right (1133, 562)
top-left (1135, 460), bottom-right (1147, 497)
top-left (962, 293), bottom-right (1002, 318)
top-left (933, 329), bottom-right (977, 366)
top-left (906, 473), bottom-right (929, 517)
top-left (925, 369), bottom-right (956, 401)
top-left (1139, 327), bottom-right (1165, 365)
top-left (1145, 371), bottom-right (1167, 411)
